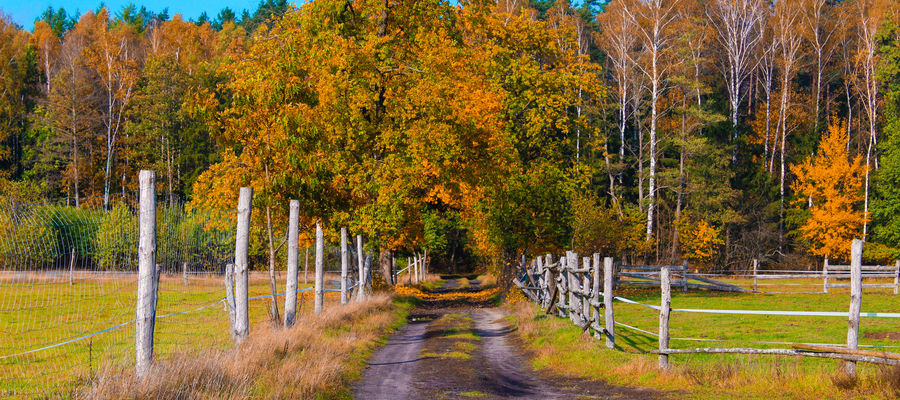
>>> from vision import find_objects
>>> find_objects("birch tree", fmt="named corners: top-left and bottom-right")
top-left (622, 0), bottom-right (681, 242)
top-left (707, 0), bottom-right (764, 157)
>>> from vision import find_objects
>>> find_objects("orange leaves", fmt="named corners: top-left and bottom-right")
top-left (791, 119), bottom-right (868, 259)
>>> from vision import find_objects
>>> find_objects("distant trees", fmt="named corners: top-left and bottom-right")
top-left (4, 0), bottom-right (900, 270)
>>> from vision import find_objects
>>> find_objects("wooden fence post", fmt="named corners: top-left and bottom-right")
top-left (224, 263), bottom-right (236, 333)
top-left (544, 254), bottom-right (553, 310)
top-left (284, 200), bottom-right (300, 327)
top-left (340, 227), bottom-right (349, 305)
top-left (845, 239), bottom-right (863, 376)
top-left (894, 260), bottom-right (899, 295)
top-left (357, 235), bottom-right (365, 301)
top-left (659, 265), bottom-right (671, 370)
top-left (604, 257), bottom-right (615, 349)
top-left (136, 170), bottom-right (158, 378)
top-left (682, 261), bottom-right (688, 292)
top-left (182, 262), bottom-right (188, 286)
top-left (233, 187), bottom-right (252, 342)
top-left (592, 253), bottom-right (601, 335)
top-left (68, 249), bottom-right (75, 285)
top-left (824, 258), bottom-right (829, 294)
top-left (567, 251), bottom-right (578, 324)
top-left (315, 223), bottom-right (324, 316)
top-left (753, 259), bottom-right (758, 293)
top-left (582, 257), bottom-right (591, 320)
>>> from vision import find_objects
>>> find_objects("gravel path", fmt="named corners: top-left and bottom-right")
top-left (353, 279), bottom-right (666, 399)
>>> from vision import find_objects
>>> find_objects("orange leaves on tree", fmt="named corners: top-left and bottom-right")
top-left (791, 118), bottom-right (867, 260)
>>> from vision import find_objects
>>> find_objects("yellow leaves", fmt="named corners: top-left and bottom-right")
top-left (679, 218), bottom-right (723, 264)
top-left (791, 119), bottom-right (868, 259)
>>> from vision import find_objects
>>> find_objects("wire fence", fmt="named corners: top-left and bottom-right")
top-left (0, 195), bottom-right (236, 396)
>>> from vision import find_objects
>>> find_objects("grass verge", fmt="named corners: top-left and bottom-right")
top-left (82, 293), bottom-right (414, 399)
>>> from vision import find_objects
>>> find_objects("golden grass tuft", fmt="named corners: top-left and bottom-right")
top-left (82, 294), bottom-right (404, 399)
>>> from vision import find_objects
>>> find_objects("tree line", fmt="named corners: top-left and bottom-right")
top-left (2, 0), bottom-right (900, 278)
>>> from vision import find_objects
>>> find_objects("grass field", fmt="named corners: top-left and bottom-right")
top-left (0, 271), bottom-right (347, 397)
top-left (508, 280), bottom-right (900, 399)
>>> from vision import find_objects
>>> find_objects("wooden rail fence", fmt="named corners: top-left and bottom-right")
top-left (514, 241), bottom-right (900, 376)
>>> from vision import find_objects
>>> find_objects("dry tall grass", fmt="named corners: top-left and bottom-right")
top-left (82, 294), bottom-right (402, 399)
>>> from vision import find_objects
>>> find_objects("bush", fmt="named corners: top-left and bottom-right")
top-left (92, 204), bottom-right (138, 270)
top-left (0, 205), bottom-right (57, 268)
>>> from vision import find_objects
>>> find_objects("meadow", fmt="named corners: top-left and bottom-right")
top-left (509, 280), bottom-right (900, 399)
top-left (0, 271), bottom-right (346, 397)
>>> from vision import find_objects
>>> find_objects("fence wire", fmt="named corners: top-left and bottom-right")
top-left (0, 196), bottom-right (235, 397)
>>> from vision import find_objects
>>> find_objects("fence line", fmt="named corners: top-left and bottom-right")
top-left (514, 240), bottom-right (900, 377)
top-left (0, 171), bottom-right (374, 396)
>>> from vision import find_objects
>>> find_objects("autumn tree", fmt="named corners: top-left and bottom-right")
top-left (792, 119), bottom-right (867, 260)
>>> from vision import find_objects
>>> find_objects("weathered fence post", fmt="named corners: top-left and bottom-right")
top-left (413, 254), bottom-right (419, 284)
top-left (567, 251), bottom-right (578, 324)
top-left (592, 253), bottom-right (601, 335)
top-left (603, 257), bottom-right (615, 349)
top-left (845, 239), bottom-right (863, 376)
top-left (136, 170), bottom-right (158, 378)
top-left (284, 200), bottom-right (300, 327)
top-left (659, 265), bottom-right (671, 370)
top-left (423, 249), bottom-right (428, 279)
top-left (340, 227), bottom-right (349, 305)
top-left (752, 259), bottom-right (759, 293)
top-left (315, 223), bottom-right (324, 315)
top-left (823, 258), bottom-right (830, 293)
top-left (357, 235), bottom-right (365, 301)
top-left (682, 261), bottom-right (688, 292)
top-left (68, 249), bottom-right (75, 285)
top-left (233, 187), bottom-right (252, 342)
top-left (224, 263), bottom-right (236, 333)
top-left (894, 260), bottom-right (899, 295)
top-left (582, 257), bottom-right (591, 321)
top-left (182, 262), bottom-right (188, 286)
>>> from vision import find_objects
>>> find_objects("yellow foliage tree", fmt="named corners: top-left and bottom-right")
top-left (678, 218), bottom-right (722, 264)
top-left (791, 119), bottom-right (867, 259)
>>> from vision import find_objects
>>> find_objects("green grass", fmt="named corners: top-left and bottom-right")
top-left (459, 390), bottom-right (488, 397)
top-left (509, 283), bottom-right (900, 399)
top-left (0, 274), bottom-right (323, 396)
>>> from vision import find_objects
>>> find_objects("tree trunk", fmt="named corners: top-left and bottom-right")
top-left (265, 205), bottom-right (281, 324)
top-left (379, 249), bottom-right (394, 286)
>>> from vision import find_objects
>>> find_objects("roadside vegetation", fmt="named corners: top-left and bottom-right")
top-left (82, 294), bottom-right (414, 399)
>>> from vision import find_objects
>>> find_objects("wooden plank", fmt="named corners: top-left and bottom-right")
top-left (827, 283), bottom-right (896, 289)
top-left (621, 265), bottom-right (686, 271)
top-left (685, 273), bottom-right (748, 292)
top-left (792, 344), bottom-right (900, 360)
top-left (827, 265), bottom-right (897, 271)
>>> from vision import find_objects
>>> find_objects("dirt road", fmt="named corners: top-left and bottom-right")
top-left (354, 279), bottom-right (664, 399)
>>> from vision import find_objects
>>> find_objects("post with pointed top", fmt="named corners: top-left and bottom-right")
top-left (233, 187), bottom-right (252, 342)
top-left (357, 235), bottom-right (365, 300)
top-left (845, 239), bottom-right (863, 376)
top-left (284, 200), bottom-right (300, 327)
top-left (315, 223), bottom-right (325, 315)
top-left (136, 170), bottom-right (158, 378)
top-left (340, 227), bottom-right (349, 305)
top-left (603, 257), bottom-right (615, 349)
top-left (659, 265), bottom-right (671, 370)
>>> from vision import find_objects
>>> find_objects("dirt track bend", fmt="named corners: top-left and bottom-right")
top-left (353, 278), bottom-right (664, 400)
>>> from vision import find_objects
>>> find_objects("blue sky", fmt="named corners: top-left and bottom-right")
top-left (0, 0), bottom-right (268, 29)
